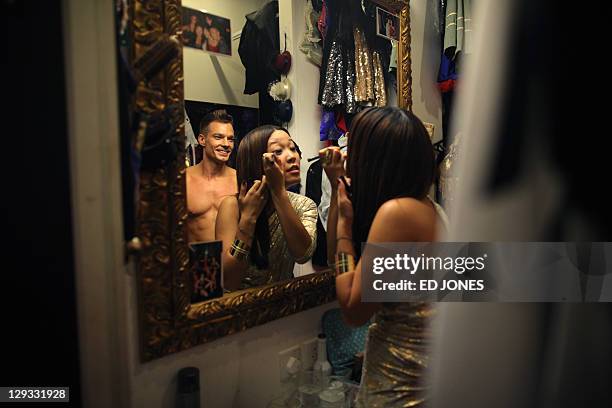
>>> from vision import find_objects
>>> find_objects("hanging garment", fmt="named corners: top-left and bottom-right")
top-left (317, 0), bottom-right (328, 41)
top-left (318, 0), bottom-right (359, 113)
top-left (305, 160), bottom-right (329, 267)
top-left (438, 0), bottom-right (462, 149)
top-left (317, 138), bottom-right (347, 231)
top-left (238, 1), bottom-right (280, 95)
top-left (320, 40), bottom-right (356, 113)
top-left (354, 26), bottom-right (374, 103)
top-left (444, 0), bottom-right (472, 58)
top-left (319, 109), bottom-right (345, 141)
top-left (372, 51), bottom-right (387, 107)
top-left (184, 108), bottom-right (198, 166)
top-left (299, 0), bottom-right (323, 66)
top-left (389, 40), bottom-right (397, 71)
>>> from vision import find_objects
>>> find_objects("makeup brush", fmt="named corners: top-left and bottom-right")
top-left (307, 145), bottom-right (347, 162)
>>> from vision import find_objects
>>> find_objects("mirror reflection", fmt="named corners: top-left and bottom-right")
top-left (216, 126), bottom-right (317, 290)
top-left (180, 0), bottom-right (402, 302)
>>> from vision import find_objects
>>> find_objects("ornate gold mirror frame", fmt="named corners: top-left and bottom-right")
top-left (132, 0), bottom-right (410, 362)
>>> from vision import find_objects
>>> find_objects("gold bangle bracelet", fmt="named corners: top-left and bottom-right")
top-left (335, 252), bottom-right (355, 275)
top-left (229, 238), bottom-right (250, 262)
top-left (336, 236), bottom-right (352, 243)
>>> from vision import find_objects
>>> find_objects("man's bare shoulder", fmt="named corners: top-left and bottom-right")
top-left (186, 165), bottom-right (199, 178)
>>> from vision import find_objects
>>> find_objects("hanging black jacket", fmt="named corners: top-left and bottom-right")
top-left (306, 160), bottom-right (329, 267)
top-left (238, 1), bottom-right (280, 95)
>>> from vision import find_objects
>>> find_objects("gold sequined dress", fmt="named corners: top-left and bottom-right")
top-left (241, 192), bottom-right (318, 288)
top-left (356, 302), bottom-right (434, 408)
top-left (356, 202), bottom-right (446, 407)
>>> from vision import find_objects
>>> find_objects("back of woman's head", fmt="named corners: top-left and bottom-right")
top-left (347, 107), bottom-right (435, 249)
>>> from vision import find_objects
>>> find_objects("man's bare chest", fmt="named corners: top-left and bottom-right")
top-left (187, 179), bottom-right (236, 214)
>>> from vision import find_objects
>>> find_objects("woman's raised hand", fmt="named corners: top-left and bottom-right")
top-left (319, 147), bottom-right (346, 189)
top-left (337, 176), bottom-right (354, 225)
top-left (262, 153), bottom-right (285, 194)
top-left (238, 177), bottom-right (268, 220)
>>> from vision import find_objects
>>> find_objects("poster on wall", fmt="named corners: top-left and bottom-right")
top-left (181, 7), bottom-right (232, 56)
top-left (376, 6), bottom-right (399, 42)
top-left (189, 240), bottom-right (223, 303)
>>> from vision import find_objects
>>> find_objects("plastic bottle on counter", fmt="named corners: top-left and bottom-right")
top-left (176, 367), bottom-right (201, 408)
top-left (313, 333), bottom-right (332, 388)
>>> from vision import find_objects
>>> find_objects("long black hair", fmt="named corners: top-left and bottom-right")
top-left (346, 107), bottom-right (435, 258)
top-left (235, 124), bottom-right (289, 269)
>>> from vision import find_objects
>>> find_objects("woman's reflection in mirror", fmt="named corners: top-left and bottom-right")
top-left (215, 126), bottom-right (318, 290)
top-left (186, 110), bottom-right (238, 244)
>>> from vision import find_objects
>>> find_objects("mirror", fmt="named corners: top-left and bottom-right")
top-left (126, 0), bottom-right (411, 361)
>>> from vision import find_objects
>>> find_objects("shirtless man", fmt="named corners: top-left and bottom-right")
top-left (187, 110), bottom-right (238, 243)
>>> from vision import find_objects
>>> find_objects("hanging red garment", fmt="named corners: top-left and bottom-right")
top-left (317, 0), bottom-right (328, 41)
top-left (335, 109), bottom-right (347, 133)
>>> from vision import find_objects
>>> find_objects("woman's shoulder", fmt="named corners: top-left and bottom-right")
top-left (287, 191), bottom-right (317, 211)
top-left (377, 197), bottom-right (433, 217)
top-left (371, 197), bottom-right (437, 241)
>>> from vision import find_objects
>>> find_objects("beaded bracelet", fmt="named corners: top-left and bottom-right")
top-left (335, 252), bottom-right (355, 275)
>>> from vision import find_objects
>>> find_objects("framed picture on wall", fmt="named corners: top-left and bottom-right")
top-left (376, 6), bottom-right (400, 42)
top-left (189, 240), bottom-right (224, 303)
top-left (181, 7), bottom-right (232, 56)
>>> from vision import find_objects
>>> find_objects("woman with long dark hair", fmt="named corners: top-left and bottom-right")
top-left (320, 107), bottom-right (447, 407)
top-left (216, 125), bottom-right (317, 290)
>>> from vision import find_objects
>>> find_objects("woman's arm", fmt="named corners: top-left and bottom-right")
top-left (335, 196), bottom-right (434, 326)
top-left (319, 147), bottom-right (345, 265)
top-left (216, 197), bottom-right (254, 290)
top-left (216, 179), bottom-right (268, 290)
top-left (326, 187), bottom-right (338, 266)
top-left (333, 180), bottom-right (378, 326)
top-left (269, 188), bottom-right (313, 260)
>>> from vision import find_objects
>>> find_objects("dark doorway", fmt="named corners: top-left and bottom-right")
top-left (2, 0), bottom-right (82, 405)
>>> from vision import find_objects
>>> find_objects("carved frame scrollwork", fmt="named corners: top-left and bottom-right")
top-left (373, 0), bottom-right (412, 110)
top-left (132, 0), bottom-right (411, 362)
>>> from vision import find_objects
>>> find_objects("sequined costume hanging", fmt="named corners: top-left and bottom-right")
top-left (318, 0), bottom-right (358, 113)
top-left (320, 40), bottom-right (356, 113)
top-left (345, 50), bottom-right (356, 113)
top-left (354, 26), bottom-right (374, 102)
top-left (320, 40), bottom-right (344, 108)
top-left (372, 51), bottom-right (387, 107)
